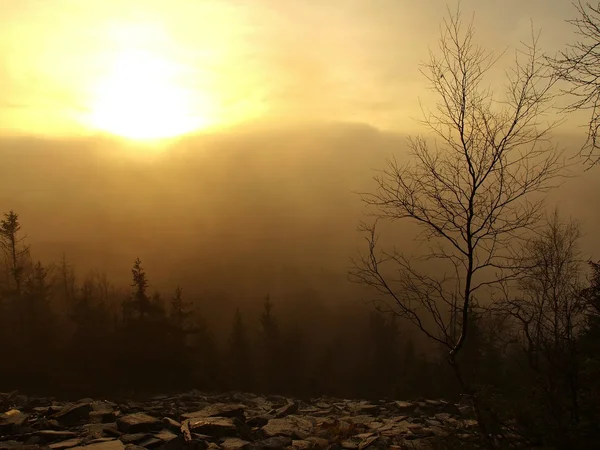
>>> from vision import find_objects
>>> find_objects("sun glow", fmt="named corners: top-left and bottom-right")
top-left (87, 49), bottom-right (213, 140)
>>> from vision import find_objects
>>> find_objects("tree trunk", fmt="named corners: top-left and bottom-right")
top-left (449, 356), bottom-right (497, 449)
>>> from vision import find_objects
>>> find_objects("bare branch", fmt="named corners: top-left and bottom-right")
top-left (548, 0), bottom-right (600, 167)
top-left (350, 6), bottom-right (564, 385)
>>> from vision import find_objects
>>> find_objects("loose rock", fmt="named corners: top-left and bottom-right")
top-left (117, 415), bottom-right (162, 434)
top-left (187, 418), bottom-right (239, 438)
top-left (51, 404), bottom-right (92, 427)
top-left (1, 391), bottom-right (480, 450)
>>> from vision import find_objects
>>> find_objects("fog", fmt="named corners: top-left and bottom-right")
top-left (1, 121), bottom-right (598, 301)
top-left (2, 1), bottom-right (600, 445)
top-left (2, 118), bottom-right (600, 440)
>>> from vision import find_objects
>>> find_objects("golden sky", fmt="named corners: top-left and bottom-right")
top-left (0, 0), bottom-right (583, 139)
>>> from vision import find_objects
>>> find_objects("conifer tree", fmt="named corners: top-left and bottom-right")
top-left (258, 294), bottom-right (282, 392)
top-left (228, 307), bottom-right (254, 391)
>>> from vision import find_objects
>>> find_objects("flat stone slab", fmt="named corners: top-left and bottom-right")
top-left (71, 441), bottom-right (124, 450)
top-left (0, 391), bottom-right (472, 450)
top-left (182, 404), bottom-right (245, 420)
top-left (262, 417), bottom-right (314, 440)
top-left (220, 438), bottom-right (250, 450)
top-left (49, 440), bottom-right (84, 450)
top-left (52, 403), bottom-right (93, 426)
top-left (187, 417), bottom-right (239, 437)
top-left (116, 414), bottom-right (162, 434)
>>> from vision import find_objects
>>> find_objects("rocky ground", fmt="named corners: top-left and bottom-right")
top-left (0, 391), bottom-right (482, 450)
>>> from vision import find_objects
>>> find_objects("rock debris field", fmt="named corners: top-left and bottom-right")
top-left (0, 391), bottom-right (481, 450)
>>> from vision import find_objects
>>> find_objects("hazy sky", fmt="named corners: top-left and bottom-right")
top-left (1, 0), bottom-right (599, 297)
top-left (0, 0), bottom-right (584, 138)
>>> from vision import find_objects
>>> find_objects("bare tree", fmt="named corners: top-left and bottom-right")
top-left (350, 6), bottom-right (563, 445)
top-left (493, 210), bottom-right (587, 445)
top-left (548, 1), bottom-right (600, 167)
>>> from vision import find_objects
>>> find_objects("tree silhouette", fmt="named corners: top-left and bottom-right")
top-left (281, 323), bottom-right (308, 396)
top-left (568, 260), bottom-right (600, 445)
top-left (188, 311), bottom-right (221, 390)
top-left (66, 272), bottom-right (115, 395)
top-left (166, 286), bottom-right (196, 389)
top-left (228, 307), bottom-right (254, 392)
top-left (359, 311), bottom-right (402, 398)
top-left (58, 253), bottom-right (76, 306)
top-left (117, 258), bottom-right (171, 393)
top-left (0, 210), bottom-right (29, 298)
top-left (258, 294), bottom-right (282, 393)
top-left (20, 260), bottom-right (57, 389)
top-left (350, 6), bottom-right (564, 445)
top-left (548, 0), bottom-right (600, 166)
top-left (125, 257), bottom-right (151, 321)
top-left (170, 286), bottom-right (192, 332)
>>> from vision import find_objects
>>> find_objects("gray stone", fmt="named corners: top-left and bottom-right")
top-left (246, 415), bottom-right (270, 428)
top-left (36, 431), bottom-right (79, 443)
top-left (89, 411), bottom-right (118, 425)
top-left (116, 414), bottom-right (162, 433)
top-left (154, 430), bottom-right (177, 442)
top-left (86, 440), bottom-right (119, 446)
top-left (352, 435), bottom-right (372, 441)
top-left (161, 417), bottom-right (181, 431)
top-left (119, 434), bottom-right (150, 445)
top-left (182, 405), bottom-right (245, 421)
top-left (52, 403), bottom-right (93, 427)
top-left (0, 391), bottom-right (473, 450)
top-left (91, 402), bottom-right (114, 413)
top-left (1, 446), bottom-right (50, 450)
top-left (366, 422), bottom-right (382, 431)
top-left (70, 441), bottom-right (124, 450)
top-left (188, 417), bottom-right (239, 437)
top-left (46, 420), bottom-right (62, 430)
top-left (82, 423), bottom-right (121, 439)
top-left (219, 438), bottom-right (250, 450)
top-left (439, 402), bottom-right (460, 416)
top-left (138, 437), bottom-right (164, 449)
top-left (123, 446), bottom-right (146, 450)
top-left (274, 403), bottom-right (298, 419)
top-left (252, 436), bottom-right (292, 450)
top-left (262, 417), bottom-right (313, 440)
top-left (393, 402), bottom-right (415, 414)
top-left (0, 409), bottom-right (29, 433)
top-left (290, 441), bottom-right (312, 450)
top-left (25, 437), bottom-right (44, 446)
top-left (348, 403), bottom-right (378, 416)
top-left (49, 440), bottom-right (83, 450)
top-left (0, 442), bottom-right (26, 450)
top-left (305, 437), bottom-right (328, 449)
top-left (357, 436), bottom-right (378, 450)
top-left (156, 436), bottom-right (207, 450)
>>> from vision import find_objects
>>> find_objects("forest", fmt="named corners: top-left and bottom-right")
top-left (1, 207), bottom-right (600, 447)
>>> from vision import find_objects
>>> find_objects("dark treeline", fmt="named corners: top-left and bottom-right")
top-left (0, 209), bottom-right (445, 400)
top-left (2, 208), bottom-right (600, 447)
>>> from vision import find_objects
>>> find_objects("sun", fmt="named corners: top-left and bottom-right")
top-left (87, 49), bottom-right (211, 140)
